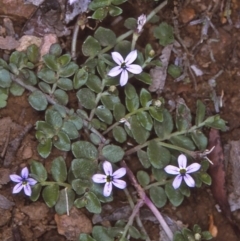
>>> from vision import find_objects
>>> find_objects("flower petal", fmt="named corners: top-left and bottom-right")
top-left (111, 52), bottom-right (124, 65)
top-left (92, 174), bottom-right (107, 183)
top-left (183, 174), bottom-right (195, 187)
top-left (120, 70), bottom-right (128, 86)
top-left (172, 175), bottom-right (183, 189)
top-left (103, 161), bottom-right (113, 176)
top-left (103, 182), bottom-right (112, 197)
top-left (186, 163), bottom-right (201, 173)
top-left (9, 174), bottom-right (22, 183)
top-left (108, 66), bottom-right (122, 77)
top-left (178, 154), bottom-right (187, 169)
top-left (164, 165), bottom-right (180, 175)
top-left (12, 183), bottom-right (23, 194)
top-left (127, 64), bottom-right (142, 74)
top-left (112, 179), bottom-right (126, 189)
top-left (26, 178), bottom-right (37, 186)
top-left (125, 50), bottom-right (137, 65)
top-left (21, 167), bottom-right (29, 179)
top-left (113, 167), bottom-right (126, 179)
top-left (23, 184), bottom-right (32, 196)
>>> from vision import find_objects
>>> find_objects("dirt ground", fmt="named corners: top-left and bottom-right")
top-left (1, 0), bottom-right (240, 240)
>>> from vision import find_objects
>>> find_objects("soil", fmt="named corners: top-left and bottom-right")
top-left (1, 0), bottom-right (240, 241)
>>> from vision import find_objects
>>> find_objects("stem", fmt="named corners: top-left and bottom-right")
top-left (144, 180), bottom-right (169, 190)
top-left (71, 18), bottom-right (80, 59)
top-left (40, 181), bottom-right (71, 189)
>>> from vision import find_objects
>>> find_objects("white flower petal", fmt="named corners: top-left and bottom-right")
top-left (21, 167), bottom-right (29, 179)
top-left (178, 154), bottom-right (187, 169)
top-left (186, 163), bottom-right (201, 173)
top-left (125, 50), bottom-right (137, 65)
top-left (103, 161), bottom-right (113, 176)
top-left (183, 174), bottom-right (195, 187)
top-left (92, 174), bottom-right (107, 183)
top-left (12, 183), bottom-right (23, 194)
top-left (113, 167), bottom-right (126, 179)
top-left (164, 165), bottom-right (180, 175)
top-left (120, 70), bottom-right (128, 86)
top-left (127, 64), bottom-right (142, 74)
top-left (112, 179), bottom-right (126, 189)
top-left (111, 52), bottom-right (124, 65)
top-left (103, 182), bottom-right (112, 197)
top-left (108, 66), bottom-right (122, 77)
top-left (27, 178), bottom-right (37, 186)
top-left (172, 175), bottom-right (183, 189)
top-left (9, 174), bottom-right (22, 183)
top-left (24, 184), bottom-right (32, 196)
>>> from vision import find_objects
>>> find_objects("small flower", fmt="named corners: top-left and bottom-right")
top-left (108, 50), bottom-right (142, 86)
top-left (164, 154), bottom-right (201, 189)
top-left (92, 161), bottom-right (126, 197)
top-left (10, 167), bottom-right (37, 196)
top-left (137, 14), bottom-right (147, 33)
top-left (68, 0), bottom-right (77, 5)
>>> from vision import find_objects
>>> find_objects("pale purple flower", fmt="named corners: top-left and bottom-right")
top-left (137, 14), bottom-right (147, 33)
top-left (108, 50), bottom-right (142, 86)
top-left (164, 154), bottom-right (201, 189)
top-left (10, 167), bottom-right (37, 196)
top-left (68, 0), bottom-right (77, 5)
top-left (92, 161), bottom-right (126, 197)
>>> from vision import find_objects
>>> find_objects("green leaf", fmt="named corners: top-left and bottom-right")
top-left (130, 115), bottom-right (150, 144)
top-left (102, 145), bottom-right (124, 163)
top-left (124, 83), bottom-right (137, 99)
top-left (137, 170), bottom-right (150, 187)
top-left (68, 114), bottom-right (83, 130)
top-left (37, 138), bottom-right (52, 158)
top-left (109, 5), bottom-right (122, 16)
top-left (92, 226), bottom-right (113, 241)
top-left (30, 161), bottom-right (47, 182)
top-left (51, 156), bottom-right (67, 182)
top-left (191, 130), bottom-right (207, 151)
top-left (85, 192), bottom-right (102, 214)
top-left (196, 100), bottom-right (206, 126)
top-left (176, 102), bottom-right (192, 131)
top-left (173, 232), bottom-right (185, 241)
top-left (149, 106), bottom-right (163, 122)
top-left (137, 150), bottom-right (151, 168)
top-left (113, 126), bottom-right (127, 143)
top-left (92, 7), bottom-right (108, 20)
top-left (30, 183), bottom-right (42, 201)
top-left (55, 188), bottom-right (75, 215)
top-left (154, 109), bottom-right (173, 139)
top-left (59, 62), bottom-right (78, 77)
top-left (57, 54), bottom-right (71, 67)
top-left (165, 183), bottom-right (184, 206)
top-left (124, 17), bottom-right (137, 30)
top-left (39, 81), bottom-right (51, 94)
top-left (90, 133), bottom-right (101, 145)
top-left (86, 74), bottom-right (102, 93)
top-left (45, 109), bottom-right (63, 129)
top-left (147, 140), bottom-right (170, 168)
top-left (128, 226), bottom-right (141, 239)
top-left (27, 44), bottom-right (39, 64)
top-left (72, 179), bottom-right (91, 195)
top-left (136, 111), bottom-right (153, 131)
top-left (73, 68), bottom-right (88, 89)
top-left (113, 103), bottom-right (126, 121)
top-left (0, 58), bottom-right (9, 69)
top-left (62, 121), bottom-right (79, 139)
top-left (201, 231), bottom-right (213, 240)
top-left (76, 88), bottom-right (96, 109)
top-left (57, 78), bottom-right (73, 91)
top-left (111, 0), bottom-right (127, 5)
top-left (152, 167), bottom-right (167, 182)
top-left (140, 88), bottom-right (151, 107)
top-left (53, 89), bottom-right (69, 105)
top-left (153, 22), bottom-right (174, 46)
top-left (28, 90), bottom-right (48, 111)
top-left (97, 59), bottom-right (107, 79)
top-left (170, 135), bottom-right (196, 151)
top-left (37, 68), bottom-right (56, 84)
top-left (0, 69), bottom-right (12, 88)
top-left (150, 186), bottom-right (167, 208)
top-left (79, 234), bottom-right (96, 241)
top-left (71, 158), bottom-right (97, 179)
top-left (94, 27), bottom-right (116, 46)
top-left (204, 115), bottom-right (227, 131)
top-left (179, 184), bottom-right (190, 197)
top-left (53, 131), bottom-right (71, 151)
top-left (36, 121), bottom-right (54, 137)
top-left (200, 173), bottom-right (211, 185)
top-left (101, 95), bottom-right (120, 110)
top-left (49, 43), bottom-right (62, 57)
top-left (182, 228), bottom-right (195, 240)
top-left (72, 141), bottom-right (98, 159)
top-left (89, 0), bottom-right (110, 9)
top-left (10, 82), bottom-right (25, 96)
top-left (126, 96), bottom-right (139, 112)
top-left (0, 90), bottom-right (8, 108)
top-left (168, 64), bottom-right (182, 78)
top-left (95, 106), bottom-right (113, 125)
top-left (135, 72), bottom-right (152, 85)
top-left (42, 184), bottom-right (59, 207)
top-left (42, 54), bottom-right (58, 71)
top-left (82, 36), bottom-right (101, 57)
